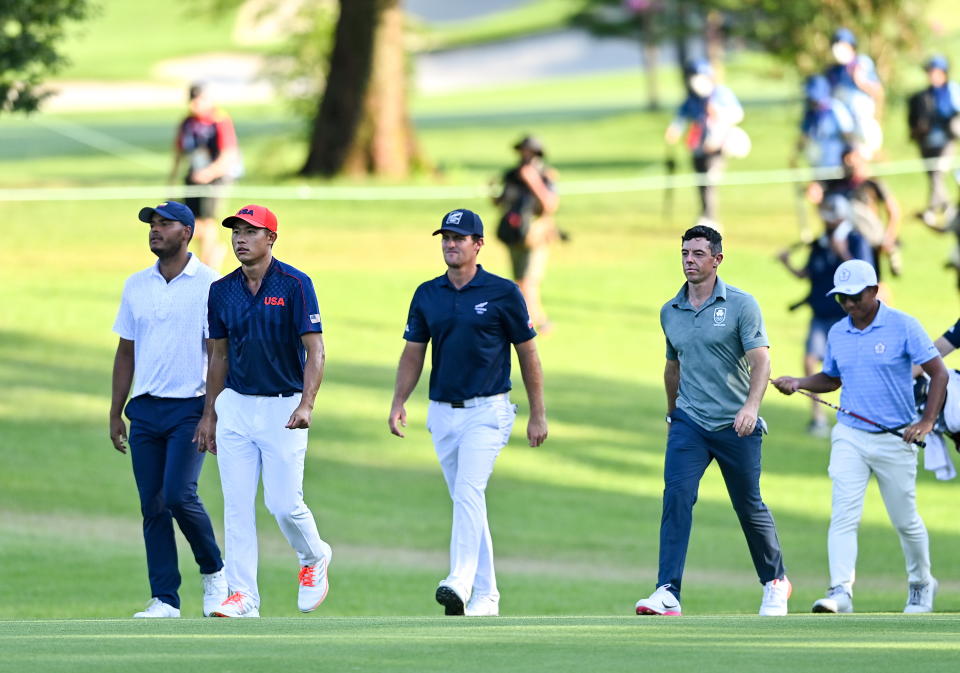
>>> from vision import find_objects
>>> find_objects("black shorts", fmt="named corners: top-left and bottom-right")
top-left (184, 177), bottom-right (228, 220)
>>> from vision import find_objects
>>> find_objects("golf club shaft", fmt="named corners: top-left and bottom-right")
top-left (781, 385), bottom-right (926, 448)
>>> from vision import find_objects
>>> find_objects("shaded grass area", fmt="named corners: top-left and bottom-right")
top-left (1, 616), bottom-right (959, 673)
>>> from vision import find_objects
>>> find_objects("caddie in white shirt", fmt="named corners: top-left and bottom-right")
top-left (110, 201), bottom-right (228, 618)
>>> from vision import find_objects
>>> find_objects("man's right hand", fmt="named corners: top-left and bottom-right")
top-left (771, 376), bottom-right (800, 395)
top-left (388, 403), bottom-right (407, 438)
top-left (109, 416), bottom-right (128, 454)
top-left (194, 413), bottom-right (217, 454)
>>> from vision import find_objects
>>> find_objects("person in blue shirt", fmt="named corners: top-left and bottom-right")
top-left (824, 28), bottom-right (884, 159)
top-left (195, 204), bottom-right (332, 618)
top-left (773, 259), bottom-right (947, 614)
top-left (908, 56), bottom-right (960, 226)
top-left (665, 59), bottom-right (745, 229)
top-left (777, 194), bottom-right (874, 436)
top-left (796, 75), bottom-right (856, 177)
top-left (388, 208), bottom-right (548, 617)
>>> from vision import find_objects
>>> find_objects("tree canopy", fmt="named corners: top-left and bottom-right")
top-left (1, 0), bottom-right (90, 114)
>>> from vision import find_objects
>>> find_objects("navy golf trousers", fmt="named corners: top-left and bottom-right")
top-left (125, 395), bottom-right (223, 609)
top-left (656, 407), bottom-right (785, 599)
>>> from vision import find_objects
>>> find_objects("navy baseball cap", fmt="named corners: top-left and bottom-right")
top-left (433, 208), bottom-right (484, 237)
top-left (925, 55), bottom-right (950, 72)
top-left (832, 27), bottom-right (857, 47)
top-left (138, 201), bottom-right (195, 229)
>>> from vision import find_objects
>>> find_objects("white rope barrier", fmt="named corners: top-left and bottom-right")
top-left (0, 156), bottom-right (955, 202)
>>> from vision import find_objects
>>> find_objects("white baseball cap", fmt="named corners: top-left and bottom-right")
top-left (826, 259), bottom-right (878, 296)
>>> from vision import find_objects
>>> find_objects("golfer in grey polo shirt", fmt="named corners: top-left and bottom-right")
top-left (635, 224), bottom-right (791, 617)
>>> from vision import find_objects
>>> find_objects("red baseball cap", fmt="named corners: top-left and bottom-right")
top-left (222, 204), bottom-right (278, 232)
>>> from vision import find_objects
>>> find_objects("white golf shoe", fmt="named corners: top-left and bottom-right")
top-left (201, 569), bottom-right (229, 617)
top-left (298, 542), bottom-right (333, 613)
top-left (435, 581), bottom-right (468, 616)
top-left (904, 578), bottom-right (938, 613)
top-left (812, 585), bottom-right (853, 613)
top-left (211, 592), bottom-right (260, 618)
top-left (464, 594), bottom-right (499, 617)
top-left (635, 585), bottom-right (682, 616)
top-left (759, 577), bottom-right (792, 616)
top-left (133, 598), bottom-right (180, 618)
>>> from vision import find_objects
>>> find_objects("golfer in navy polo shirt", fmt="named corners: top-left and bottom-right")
top-left (195, 204), bottom-right (332, 618)
top-left (110, 201), bottom-right (227, 618)
top-left (389, 208), bottom-right (548, 617)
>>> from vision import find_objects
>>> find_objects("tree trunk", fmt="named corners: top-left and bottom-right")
top-left (641, 41), bottom-right (660, 111)
top-left (301, 0), bottom-right (417, 177)
top-left (704, 9), bottom-right (725, 80)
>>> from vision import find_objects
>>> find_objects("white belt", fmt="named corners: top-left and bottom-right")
top-left (436, 392), bottom-right (509, 408)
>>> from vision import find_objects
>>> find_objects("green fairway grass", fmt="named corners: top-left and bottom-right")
top-left (3, 10), bottom-right (960, 672)
top-left (2, 616), bottom-right (959, 673)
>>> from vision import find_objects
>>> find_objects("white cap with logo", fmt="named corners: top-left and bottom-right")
top-left (826, 259), bottom-right (878, 296)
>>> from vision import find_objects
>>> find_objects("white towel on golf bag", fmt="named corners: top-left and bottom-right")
top-left (923, 433), bottom-right (957, 481)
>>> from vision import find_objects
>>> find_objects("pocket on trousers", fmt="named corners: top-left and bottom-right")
top-left (492, 401), bottom-right (516, 446)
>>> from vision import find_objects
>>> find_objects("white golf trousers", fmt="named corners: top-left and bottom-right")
top-left (827, 422), bottom-right (932, 591)
top-left (428, 394), bottom-right (516, 601)
top-left (215, 388), bottom-right (327, 606)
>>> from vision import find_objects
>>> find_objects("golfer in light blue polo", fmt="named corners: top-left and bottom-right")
top-left (635, 224), bottom-right (791, 617)
top-left (772, 259), bottom-right (947, 614)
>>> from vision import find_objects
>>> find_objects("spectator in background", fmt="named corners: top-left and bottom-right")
top-left (776, 194), bottom-right (874, 436)
top-left (170, 83), bottom-right (242, 271)
top-left (796, 75), bottom-right (856, 197)
top-left (908, 55), bottom-right (960, 227)
top-left (831, 149), bottom-right (902, 290)
top-left (493, 135), bottom-right (561, 332)
top-left (824, 28), bottom-right (884, 159)
top-left (665, 59), bottom-right (745, 230)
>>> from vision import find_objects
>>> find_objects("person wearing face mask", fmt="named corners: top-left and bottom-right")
top-left (823, 28), bottom-right (884, 159)
top-left (665, 59), bottom-right (745, 230)
top-left (776, 194), bottom-right (874, 437)
top-left (908, 56), bottom-right (960, 227)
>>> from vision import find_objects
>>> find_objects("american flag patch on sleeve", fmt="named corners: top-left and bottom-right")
top-left (309, 313), bottom-right (322, 324)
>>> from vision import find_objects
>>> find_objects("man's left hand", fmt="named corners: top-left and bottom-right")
top-left (733, 405), bottom-right (760, 438)
top-left (902, 419), bottom-right (933, 445)
top-left (527, 414), bottom-right (548, 447)
top-left (286, 404), bottom-right (312, 429)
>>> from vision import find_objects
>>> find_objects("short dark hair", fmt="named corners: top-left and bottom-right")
top-left (682, 225), bottom-right (722, 255)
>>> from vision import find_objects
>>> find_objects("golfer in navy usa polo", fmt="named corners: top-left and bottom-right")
top-left (389, 208), bottom-right (548, 617)
top-left (110, 201), bottom-right (227, 618)
top-left (635, 225), bottom-right (791, 617)
top-left (195, 204), bottom-right (332, 618)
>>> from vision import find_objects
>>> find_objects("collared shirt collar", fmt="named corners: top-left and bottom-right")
top-left (672, 276), bottom-right (727, 311)
top-left (151, 252), bottom-right (199, 282)
top-left (842, 300), bottom-right (887, 334)
top-left (439, 264), bottom-right (488, 290)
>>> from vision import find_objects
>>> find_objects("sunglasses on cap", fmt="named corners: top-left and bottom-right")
top-left (835, 291), bottom-right (865, 305)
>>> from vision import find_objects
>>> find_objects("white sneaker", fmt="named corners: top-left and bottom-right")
top-left (812, 585), bottom-right (853, 613)
top-left (435, 581), bottom-right (468, 616)
top-left (904, 578), bottom-right (938, 613)
top-left (298, 542), bottom-right (333, 613)
top-left (211, 592), bottom-right (260, 618)
top-left (133, 598), bottom-right (180, 618)
top-left (201, 569), bottom-right (228, 617)
top-left (635, 584), bottom-right (682, 616)
top-left (464, 594), bottom-right (499, 617)
top-left (759, 577), bottom-right (791, 616)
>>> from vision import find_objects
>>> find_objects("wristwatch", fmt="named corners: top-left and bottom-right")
top-left (665, 414), bottom-right (672, 424)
